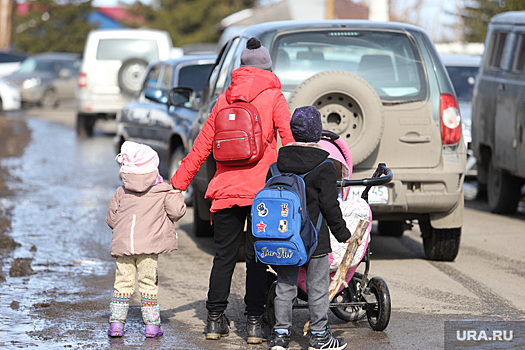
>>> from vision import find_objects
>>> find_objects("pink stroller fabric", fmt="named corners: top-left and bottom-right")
top-left (298, 136), bottom-right (371, 295)
top-left (318, 139), bottom-right (352, 200)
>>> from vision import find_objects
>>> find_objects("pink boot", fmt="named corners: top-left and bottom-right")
top-left (108, 323), bottom-right (124, 337)
top-left (145, 325), bottom-right (164, 338)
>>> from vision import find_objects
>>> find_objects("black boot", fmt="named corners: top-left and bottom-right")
top-left (246, 315), bottom-right (266, 344)
top-left (205, 312), bottom-right (229, 340)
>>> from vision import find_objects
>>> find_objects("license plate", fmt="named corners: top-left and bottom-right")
top-left (347, 186), bottom-right (389, 204)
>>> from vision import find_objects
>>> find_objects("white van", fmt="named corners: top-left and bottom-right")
top-left (76, 29), bottom-right (174, 137)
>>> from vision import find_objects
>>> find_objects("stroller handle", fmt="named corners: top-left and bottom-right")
top-left (336, 163), bottom-right (392, 188)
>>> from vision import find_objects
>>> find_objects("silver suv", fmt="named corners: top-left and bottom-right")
top-left (183, 21), bottom-right (466, 261)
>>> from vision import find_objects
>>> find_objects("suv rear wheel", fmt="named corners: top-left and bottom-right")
top-left (193, 191), bottom-right (213, 237)
top-left (419, 218), bottom-right (461, 261)
top-left (40, 88), bottom-right (58, 109)
top-left (487, 157), bottom-right (522, 214)
top-left (288, 70), bottom-right (384, 165)
top-left (76, 113), bottom-right (96, 137)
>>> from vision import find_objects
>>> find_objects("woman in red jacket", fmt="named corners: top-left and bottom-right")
top-left (171, 37), bottom-right (294, 344)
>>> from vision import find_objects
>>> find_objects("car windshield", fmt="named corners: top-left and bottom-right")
top-left (445, 66), bottom-right (478, 100)
top-left (96, 39), bottom-right (160, 61)
top-left (18, 58), bottom-right (60, 73)
top-left (271, 30), bottom-right (426, 102)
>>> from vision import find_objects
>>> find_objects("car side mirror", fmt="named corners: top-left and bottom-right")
top-left (168, 87), bottom-right (194, 108)
top-left (144, 87), bottom-right (167, 104)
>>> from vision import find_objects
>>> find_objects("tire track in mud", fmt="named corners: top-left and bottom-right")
top-left (428, 260), bottom-right (524, 320)
top-left (460, 245), bottom-right (525, 280)
top-left (397, 232), bottom-right (524, 318)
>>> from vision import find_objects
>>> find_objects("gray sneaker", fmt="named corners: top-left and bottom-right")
top-left (269, 330), bottom-right (290, 350)
top-left (308, 328), bottom-right (347, 350)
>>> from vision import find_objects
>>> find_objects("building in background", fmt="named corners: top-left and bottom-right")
top-left (15, 2), bottom-right (143, 30)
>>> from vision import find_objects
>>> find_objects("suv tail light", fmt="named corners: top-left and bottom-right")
top-left (440, 93), bottom-right (461, 145)
top-left (78, 72), bottom-right (86, 88)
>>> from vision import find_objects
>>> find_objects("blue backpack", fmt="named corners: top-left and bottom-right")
top-left (251, 160), bottom-right (330, 266)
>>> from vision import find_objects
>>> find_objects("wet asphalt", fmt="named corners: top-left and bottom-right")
top-left (1, 106), bottom-right (524, 349)
top-left (0, 113), bottom-right (119, 348)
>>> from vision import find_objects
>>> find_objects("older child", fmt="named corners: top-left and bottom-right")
top-left (106, 141), bottom-right (186, 338)
top-left (268, 106), bottom-right (350, 350)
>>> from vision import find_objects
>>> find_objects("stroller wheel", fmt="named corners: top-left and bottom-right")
top-left (330, 273), bottom-right (366, 322)
top-left (365, 276), bottom-right (391, 331)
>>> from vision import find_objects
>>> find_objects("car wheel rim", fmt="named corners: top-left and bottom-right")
top-left (314, 92), bottom-right (362, 138)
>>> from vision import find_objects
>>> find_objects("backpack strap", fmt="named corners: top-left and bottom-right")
top-left (269, 162), bottom-right (280, 177)
top-left (265, 128), bottom-right (276, 146)
top-left (299, 158), bottom-right (333, 233)
top-left (299, 158), bottom-right (333, 179)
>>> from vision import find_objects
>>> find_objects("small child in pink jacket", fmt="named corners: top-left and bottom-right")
top-left (106, 141), bottom-right (186, 338)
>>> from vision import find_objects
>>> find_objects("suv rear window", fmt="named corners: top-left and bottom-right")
top-left (271, 30), bottom-right (426, 102)
top-left (96, 39), bottom-right (160, 61)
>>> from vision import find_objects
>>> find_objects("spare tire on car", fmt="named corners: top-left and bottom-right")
top-left (118, 57), bottom-right (149, 96)
top-left (288, 70), bottom-right (384, 166)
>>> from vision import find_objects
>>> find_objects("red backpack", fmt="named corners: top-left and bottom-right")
top-left (213, 100), bottom-right (274, 166)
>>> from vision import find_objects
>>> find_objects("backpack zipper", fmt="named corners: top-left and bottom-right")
top-left (216, 137), bottom-right (247, 148)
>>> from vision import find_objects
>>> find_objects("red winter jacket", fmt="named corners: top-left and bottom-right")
top-left (171, 66), bottom-right (295, 213)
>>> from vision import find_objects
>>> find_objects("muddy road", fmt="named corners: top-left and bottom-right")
top-left (1, 104), bottom-right (524, 349)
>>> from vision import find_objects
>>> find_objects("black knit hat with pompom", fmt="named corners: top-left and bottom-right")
top-left (240, 37), bottom-right (272, 70)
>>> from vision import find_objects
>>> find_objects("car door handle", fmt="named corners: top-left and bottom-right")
top-left (498, 83), bottom-right (505, 92)
top-left (399, 135), bottom-right (431, 143)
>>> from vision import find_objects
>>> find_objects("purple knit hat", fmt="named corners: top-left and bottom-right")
top-left (240, 37), bottom-right (272, 70)
top-left (290, 106), bottom-right (323, 143)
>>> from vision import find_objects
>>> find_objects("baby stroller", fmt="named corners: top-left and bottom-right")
top-left (264, 130), bottom-right (392, 332)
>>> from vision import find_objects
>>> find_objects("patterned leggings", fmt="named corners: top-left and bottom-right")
top-left (113, 254), bottom-right (159, 307)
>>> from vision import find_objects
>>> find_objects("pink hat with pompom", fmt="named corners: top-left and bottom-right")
top-left (116, 141), bottom-right (159, 175)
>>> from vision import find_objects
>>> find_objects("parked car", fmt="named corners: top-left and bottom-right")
top-left (115, 54), bottom-right (216, 204)
top-left (76, 28), bottom-right (175, 137)
top-left (0, 51), bottom-right (27, 77)
top-left (172, 20), bottom-right (467, 261)
top-left (471, 11), bottom-right (525, 214)
top-left (441, 54), bottom-right (481, 177)
top-left (5, 52), bottom-right (80, 108)
top-left (0, 77), bottom-right (21, 111)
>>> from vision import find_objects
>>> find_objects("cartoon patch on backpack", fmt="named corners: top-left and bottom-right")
top-left (281, 203), bottom-right (289, 217)
top-left (256, 221), bottom-right (267, 233)
top-left (279, 220), bottom-right (288, 233)
top-left (256, 203), bottom-right (268, 217)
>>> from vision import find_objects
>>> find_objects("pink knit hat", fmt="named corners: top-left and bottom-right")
top-left (116, 141), bottom-right (159, 175)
